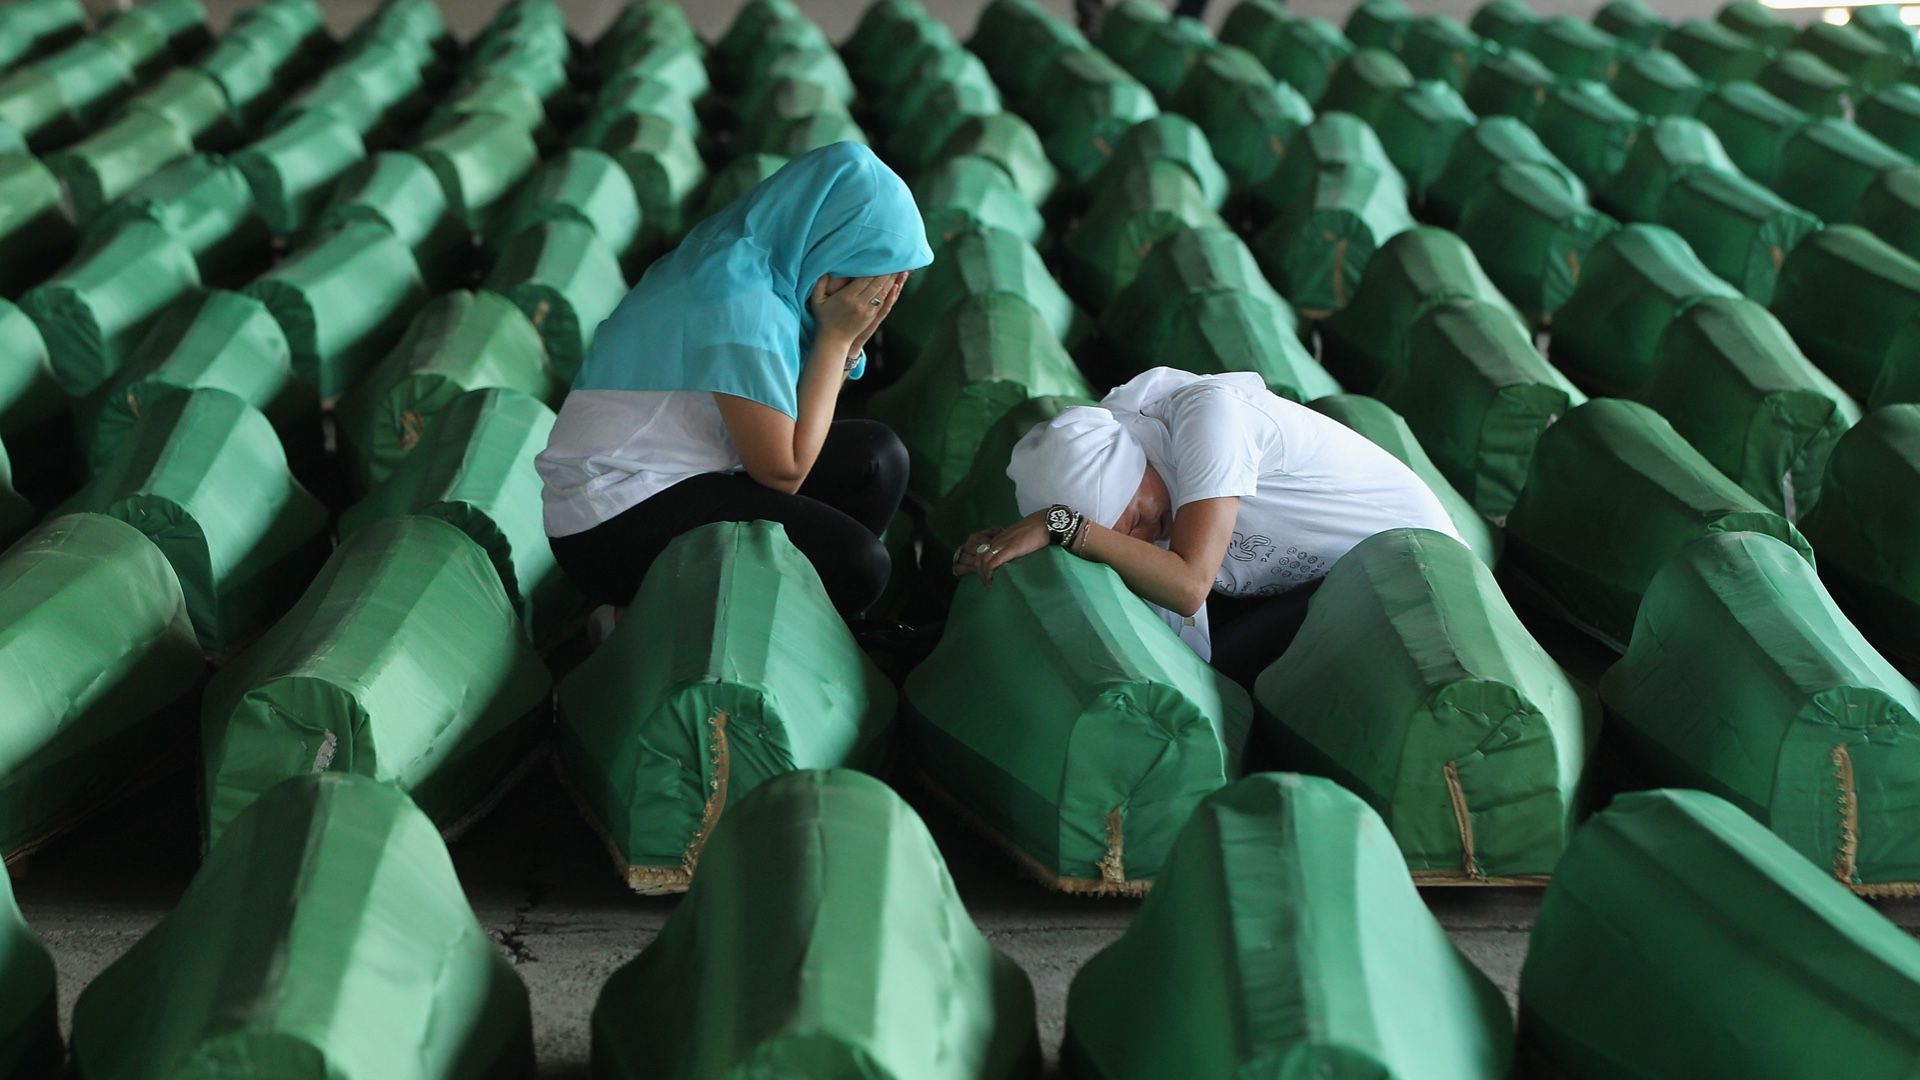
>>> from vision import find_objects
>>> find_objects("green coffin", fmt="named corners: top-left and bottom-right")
top-left (1770, 224), bottom-right (1920, 400)
top-left (1097, 0), bottom-right (1215, 103)
top-left (1799, 404), bottom-right (1920, 664)
top-left (0, 442), bottom-right (31, 547)
top-left (1696, 80), bottom-right (1811, 184)
top-left (1256, 16), bottom-right (1354, 103)
top-left (316, 151), bottom-right (465, 285)
top-left (1643, 296), bottom-right (1860, 517)
top-left (1666, 19), bottom-right (1771, 84)
top-left (1167, 46), bottom-right (1313, 193)
top-left (1757, 48), bottom-right (1853, 118)
top-left (968, 0), bottom-right (1087, 109)
top-left (1098, 114), bottom-right (1230, 211)
top-left (1611, 50), bottom-right (1709, 118)
top-left (938, 112), bottom-right (1059, 208)
top-left (232, 111), bottom-right (368, 237)
top-left (1309, 393), bottom-right (1502, 566)
top-left (1530, 16), bottom-right (1628, 82)
top-left (84, 154), bottom-right (269, 286)
top-left (21, 219), bottom-right (201, 399)
top-left (1600, 531), bottom-right (1920, 887)
top-left (688, 152), bottom-right (787, 228)
top-left (557, 522), bottom-right (896, 893)
top-left (1655, 168), bottom-right (1821, 303)
top-left (1470, 0), bottom-right (1538, 50)
top-left (1369, 80), bottom-right (1477, 200)
top-left (914, 153), bottom-right (1045, 248)
top-left (886, 224), bottom-right (1090, 365)
top-left (1595, 114), bottom-right (1737, 221)
top-left (906, 549), bottom-right (1251, 892)
top-left (926, 393), bottom-right (1094, 552)
top-left (0, 298), bottom-right (62, 443)
top-left (1346, 0), bottom-right (1413, 52)
top-left (0, 152), bottom-right (72, 293)
top-left (491, 147), bottom-right (640, 258)
top-left (484, 218), bottom-right (626, 385)
top-left (577, 72), bottom-right (701, 148)
top-left (1460, 47), bottom-right (1555, 126)
top-left (1426, 114), bottom-right (1586, 225)
top-left (589, 769), bottom-right (1040, 1078)
top-left (413, 109), bottom-right (539, 234)
top-left (201, 515), bottom-right (552, 847)
top-left (1062, 772), bottom-right (1514, 1078)
top-left (243, 219), bottom-right (428, 400)
top-left (1533, 79), bottom-right (1650, 188)
top-left (1254, 528), bottom-right (1597, 879)
top-left (1504, 397), bottom-right (1814, 648)
top-left (1028, 49), bottom-right (1160, 189)
top-left (1548, 223), bottom-right (1741, 396)
top-left (45, 111), bottom-right (192, 222)
top-left (0, 513), bottom-right (202, 857)
top-left (1517, 788), bottom-right (1920, 1076)
top-left (1773, 116), bottom-right (1911, 223)
top-left (1400, 17), bottom-right (1486, 91)
top-left (1249, 116), bottom-right (1415, 317)
top-left (1720, 0), bottom-right (1796, 50)
top-left (1061, 158), bottom-right (1221, 309)
top-left (69, 773), bottom-right (534, 1080)
top-left (1856, 82), bottom-right (1920, 157)
top-left (1317, 48), bottom-right (1414, 124)
top-left (1857, 163), bottom-right (1920, 266)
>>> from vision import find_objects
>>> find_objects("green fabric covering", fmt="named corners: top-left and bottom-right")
top-left (1426, 115), bottom-right (1587, 225)
top-left (1308, 394), bottom-right (1503, 565)
top-left (275, 55), bottom-right (420, 143)
top-left (688, 152), bottom-right (787, 227)
top-left (915, 153), bottom-right (1046, 248)
top-left (887, 224), bottom-right (1090, 365)
top-left (887, 58), bottom-right (1003, 172)
top-left (316, 151), bottom-right (465, 284)
top-left (69, 773), bottom-right (535, 1080)
top-left (0, 67), bottom-right (76, 149)
top-left (1028, 48), bottom-right (1160, 189)
top-left (1255, 529), bottom-right (1597, 877)
top-left (1656, 169), bottom-right (1821, 303)
top-left (1380, 298), bottom-right (1587, 521)
top-left (39, 41), bottom-right (134, 130)
top-left (907, 549), bottom-right (1251, 890)
top-left (0, 513), bottom-right (202, 856)
top-left (1062, 158), bottom-right (1221, 309)
top-left (1549, 223), bottom-right (1741, 396)
top-left (1099, 114), bottom-right (1230, 211)
top-left (337, 290), bottom-right (558, 491)
top-left (1517, 788), bottom-right (1920, 1075)
top-left (1758, 49), bottom-right (1854, 119)
top-left (590, 769), bottom-right (1040, 1075)
top-left (1370, 80), bottom-right (1477, 198)
top-left (431, 72), bottom-right (549, 140)
top-left (1533, 79), bottom-right (1649, 187)
top-left (938, 112), bottom-right (1059, 208)
top-left (1257, 16), bottom-right (1355, 105)
top-left (0, 861), bottom-right (57, 1077)
top-left (1400, 17), bottom-right (1486, 91)
top-left (968, 0), bottom-right (1087, 108)
top-left (598, 113), bottom-right (706, 252)
top-left (1800, 404), bottom-right (1920, 663)
top-left (1597, 114), bottom-right (1737, 221)
top-left (1718, 0), bottom-right (1795, 51)
top-left (1503, 397), bottom-right (1814, 647)
top-left (736, 46), bottom-right (856, 120)
top-left (1098, 1), bottom-right (1215, 102)
top-left (1455, 162), bottom-right (1618, 324)
top-left (243, 219), bottom-right (427, 400)
top-left (1250, 117), bottom-right (1415, 317)
top-left (869, 292), bottom-right (1094, 504)
top-left (62, 389), bottom-right (327, 654)
top-left (413, 109), bottom-right (539, 234)
top-left (83, 290), bottom-right (307, 472)
top-left (1858, 83), bottom-right (1920, 158)
top-left (1595, 0), bottom-right (1667, 49)
top-left (0, 0), bottom-right (83, 72)
top-left (594, 39), bottom-right (706, 101)
top-left (1601, 531), bottom-right (1920, 885)
top-left (1529, 16), bottom-right (1628, 82)
top-left (1321, 225), bottom-right (1527, 391)
top-left (1696, 80), bottom-right (1810, 183)
top-left (201, 514), bottom-right (551, 847)
top-left (1317, 47), bottom-right (1414, 122)
top-left (1461, 47), bottom-right (1555, 125)
top-left (1063, 771), bottom-right (1512, 1076)
top-left (1170, 47), bottom-right (1313, 194)
top-left (1101, 226), bottom-right (1338, 401)
top-left (198, 39), bottom-right (284, 129)
top-left (232, 112), bottom-right (367, 237)
top-left (46, 111), bottom-right (193, 222)
top-left (1470, 0), bottom-right (1539, 50)
top-left (0, 298), bottom-right (62, 440)
top-left (1874, 326), bottom-right (1920, 406)
top-left (1217, 0), bottom-right (1294, 74)
top-left (1644, 296), bottom-right (1860, 517)
top-left (1771, 224), bottom-right (1920, 399)
top-left (729, 76), bottom-right (840, 150)
top-left (1345, 0), bottom-right (1412, 52)
top-left (484, 218), bottom-right (627, 386)
top-left (97, 7), bottom-right (172, 76)
top-left (1774, 117), bottom-right (1912, 224)
top-left (577, 73), bottom-right (701, 147)
top-left (1850, 4), bottom-right (1919, 59)
top-left (1610, 49), bottom-right (1710, 118)
top-left (767, 110), bottom-right (870, 157)
top-left (0, 152), bottom-right (75, 292)
top-left (1856, 164), bottom-right (1920, 262)
top-left (22, 220), bottom-right (201, 399)
top-left (843, 0), bottom-right (946, 89)
top-left (557, 523), bottom-right (895, 891)
top-left (340, 388), bottom-right (578, 645)
top-left (926, 394), bottom-right (1094, 552)
top-left (1799, 21), bottom-right (1905, 93)
top-left (85, 154), bottom-right (268, 286)
top-left (0, 441), bottom-right (32, 547)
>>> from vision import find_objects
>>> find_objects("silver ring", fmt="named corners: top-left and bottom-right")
top-left (868, 296), bottom-right (883, 306)
top-left (973, 542), bottom-right (993, 555)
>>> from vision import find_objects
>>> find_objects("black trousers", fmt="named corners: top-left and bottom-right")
top-left (549, 420), bottom-right (909, 615)
top-left (1207, 577), bottom-right (1327, 689)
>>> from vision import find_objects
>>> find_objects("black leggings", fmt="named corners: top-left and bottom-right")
top-left (1206, 577), bottom-right (1327, 689)
top-left (549, 420), bottom-right (909, 615)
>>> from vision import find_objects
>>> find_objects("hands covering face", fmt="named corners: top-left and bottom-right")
top-left (810, 272), bottom-right (909, 359)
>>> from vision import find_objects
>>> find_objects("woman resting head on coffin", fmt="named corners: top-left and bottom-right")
top-left (538, 142), bottom-right (932, 616)
top-left (953, 367), bottom-right (1463, 684)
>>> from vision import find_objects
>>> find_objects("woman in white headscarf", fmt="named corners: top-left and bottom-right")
top-left (953, 367), bottom-right (1462, 684)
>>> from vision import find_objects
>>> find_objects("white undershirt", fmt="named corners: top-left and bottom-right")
top-left (536, 389), bottom-right (745, 537)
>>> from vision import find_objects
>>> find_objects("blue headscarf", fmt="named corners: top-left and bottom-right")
top-left (572, 142), bottom-right (934, 418)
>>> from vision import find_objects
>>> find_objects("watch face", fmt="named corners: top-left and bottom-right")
top-left (1048, 507), bottom-right (1073, 532)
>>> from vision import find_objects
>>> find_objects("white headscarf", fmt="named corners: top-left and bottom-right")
top-left (1006, 406), bottom-right (1148, 528)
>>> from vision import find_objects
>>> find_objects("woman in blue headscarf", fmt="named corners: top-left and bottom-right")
top-left (538, 143), bottom-right (933, 613)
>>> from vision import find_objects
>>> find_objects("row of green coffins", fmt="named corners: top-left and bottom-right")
top-left (15, 766), bottom-right (1920, 1076)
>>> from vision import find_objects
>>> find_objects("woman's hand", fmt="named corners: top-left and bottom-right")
top-left (847, 272), bottom-right (908, 360)
top-left (951, 513), bottom-right (1050, 585)
top-left (810, 275), bottom-right (898, 359)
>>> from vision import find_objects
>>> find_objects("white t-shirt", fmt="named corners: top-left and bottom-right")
top-left (536, 388), bottom-right (744, 537)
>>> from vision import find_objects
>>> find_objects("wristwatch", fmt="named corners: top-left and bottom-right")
top-left (1045, 504), bottom-right (1082, 547)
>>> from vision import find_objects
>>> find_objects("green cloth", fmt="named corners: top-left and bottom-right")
top-left (1800, 404), bottom-right (1920, 665)
top-left (1597, 115), bottom-right (1736, 221)
top-left (1600, 531), bottom-right (1920, 886)
top-left (1380, 297), bottom-right (1587, 521)
top-left (1097, 0), bottom-right (1215, 102)
top-left (1320, 225), bottom-right (1528, 391)
top-left (0, 67), bottom-right (79, 149)
top-left (1504, 397), bottom-right (1814, 648)
top-left (0, 441), bottom-right (31, 547)
top-left (201, 515), bottom-right (552, 848)
top-left (592, 38), bottom-right (706, 100)
top-left (1099, 114), bottom-right (1230, 211)
top-left (1317, 47), bottom-right (1415, 124)
top-left (0, 152), bottom-right (72, 292)
top-left (62, 389), bottom-right (327, 654)
top-left (1517, 788), bottom-right (1920, 1076)
top-left (1470, 0), bottom-right (1538, 50)
top-left (885, 54), bottom-right (1002, 172)
top-left (1255, 16), bottom-right (1354, 103)
top-left (914, 153), bottom-right (1046, 248)
top-left (0, 298), bottom-right (62, 441)
top-left (1062, 158), bottom-right (1221, 309)
top-left (413, 109), bottom-right (538, 235)
top-left (38, 41), bottom-right (133, 130)
top-left (557, 523), bottom-right (896, 892)
top-left (577, 72), bottom-right (701, 147)
top-left (1400, 17), bottom-right (1486, 92)
top-left (1217, 0), bottom-right (1295, 76)
top-left (765, 107), bottom-right (870, 160)
top-left (926, 394), bottom-right (1094, 552)
top-left (687, 152), bottom-right (787, 228)
top-left (1610, 49), bottom-right (1710, 118)
top-left (430, 72), bottom-right (549, 141)
top-left (842, 0), bottom-right (945, 88)
top-left (1798, 21), bottom-right (1905, 94)
top-left (938, 112), bottom-right (1059, 207)
top-left (46, 111), bottom-right (193, 222)
top-left (1249, 116), bottom-right (1415, 317)
top-left (1758, 49), bottom-right (1855, 119)
top-left (0, 861), bottom-right (56, 1078)
top-left (0, 513), bottom-right (202, 856)
top-left (21, 219), bottom-right (201, 399)
top-left (1425, 115), bottom-right (1587, 226)
top-left (1168, 46), bottom-right (1313, 193)
top-left (1028, 48), bottom-right (1160, 189)
top-left (1308, 394), bottom-right (1502, 565)
top-left (906, 549), bottom-right (1251, 890)
top-left (0, 0), bottom-right (82, 73)
top-left (1848, 4), bottom-right (1919, 59)
top-left (1371, 79), bottom-right (1478, 198)
top-left (1255, 529), bottom-right (1597, 877)
top-left (1774, 117), bottom-right (1912, 224)
top-left (590, 769), bottom-right (1040, 1077)
top-left (1642, 296), bottom-right (1860, 516)
top-left (1345, 0), bottom-right (1412, 52)
top-left (597, 114), bottom-right (705, 254)
top-left (1719, 0), bottom-right (1796, 50)
top-left (886, 224), bottom-right (1090, 366)
top-left (1529, 16), bottom-right (1628, 82)
top-left (1460, 47), bottom-right (1555, 126)
top-left (1856, 165), bottom-right (1920, 262)
top-left (69, 773), bottom-right (535, 1080)
top-left (1655, 169), bottom-right (1821, 303)
top-left (491, 147), bottom-right (640, 256)
top-left (1549, 223), bottom-right (1741, 396)
top-left (85, 154), bottom-right (269, 285)
top-left (868, 292), bottom-right (1094, 505)
top-left (484, 219), bottom-right (627, 386)
top-left (1533, 79), bottom-right (1650, 188)
top-left (1063, 772), bottom-right (1513, 1077)
top-left (1695, 81), bottom-right (1811, 184)
top-left (1455, 162), bottom-right (1618, 324)
top-left (243, 219), bottom-right (428, 399)
top-left (1595, 0), bottom-right (1667, 49)
top-left (231, 111), bottom-right (367, 237)
top-left (1857, 82), bottom-right (1920, 157)
top-left (337, 290), bottom-right (558, 491)
top-left (1771, 224), bottom-right (1920, 400)
top-left (968, 0), bottom-right (1087, 109)
top-left (317, 151), bottom-right (465, 285)
top-left (339, 388), bottom-right (579, 646)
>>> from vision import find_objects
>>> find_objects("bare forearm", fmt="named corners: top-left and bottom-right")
top-left (1077, 523), bottom-right (1216, 616)
top-left (788, 333), bottom-right (851, 482)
